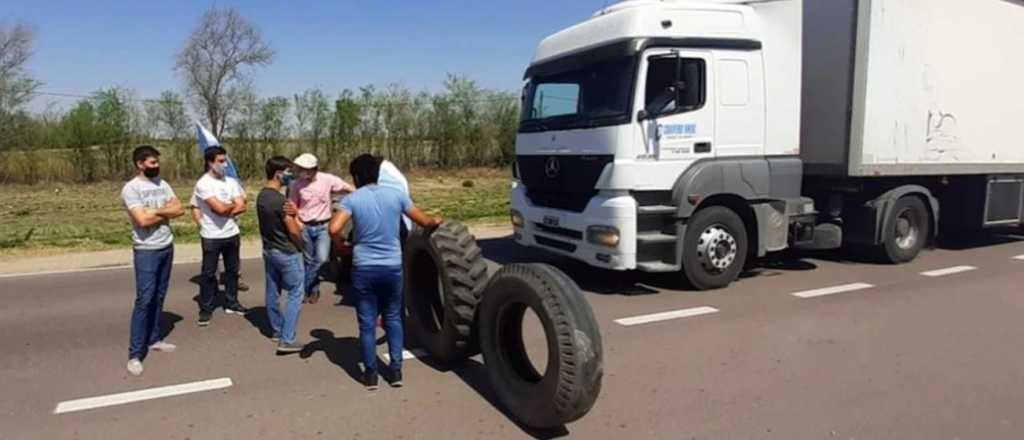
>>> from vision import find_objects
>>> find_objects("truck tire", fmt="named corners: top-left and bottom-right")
top-left (681, 206), bottom-right (748, 290)
top-left (479, 264), bottom-right (603, 429)
top-left (881, 196), bottom-right (930, 264)
top-left (403, 221), bottom-right (488, 365)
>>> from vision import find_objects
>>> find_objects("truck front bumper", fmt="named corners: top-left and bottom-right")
top-left (510, 183), bottom-right (638, 271)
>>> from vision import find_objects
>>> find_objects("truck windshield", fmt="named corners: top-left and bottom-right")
top-left (519, 56), bottom-right (636, 132)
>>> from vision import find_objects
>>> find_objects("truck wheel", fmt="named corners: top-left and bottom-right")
top-left (479, 264), bottom-right (603, 429)
top-left (681, 206), bottom-right (748, 290)
top-left (882, 196), bottom-right (930, 264)
top-left (403, 221), bottom-right (488, 365)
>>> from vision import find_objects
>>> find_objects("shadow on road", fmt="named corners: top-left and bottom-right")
top-left (243, 306), bottom-right (274, 338)
top-left (300, 329), bottom-right (365, 384)
top-left (479, 236), bottom-right (825, 293)
top-left (412, 351), bottom-right (570, 440)
top-left (157, 311), bottom-right (183, 341)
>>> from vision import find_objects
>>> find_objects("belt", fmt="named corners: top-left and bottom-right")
top-left (303, 219), bottom-right (330, 226)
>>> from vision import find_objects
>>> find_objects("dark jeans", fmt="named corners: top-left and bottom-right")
top-left (129, 245), bottom-right (174, 359)
top-left (352, 265), bottom-right (404, 374)
top-left (199, 235), bottom-right (241, 313)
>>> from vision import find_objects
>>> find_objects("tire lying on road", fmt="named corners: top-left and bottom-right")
top-left (403, 221), bottom-right (488, 365)
top-left (479, 263), bottom-right (603, 429)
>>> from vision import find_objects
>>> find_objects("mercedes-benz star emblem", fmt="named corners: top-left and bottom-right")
top-left (545, 157), bottom-right (561, 178)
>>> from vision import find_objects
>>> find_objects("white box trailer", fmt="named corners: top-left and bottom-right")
top-left (510, 0), bottom-right (1024, 290)
top-left (802, 0), bottom-right (1024, 177)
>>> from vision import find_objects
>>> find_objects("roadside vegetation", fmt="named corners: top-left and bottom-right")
top-left (0, 167), bottom-right (510, 258)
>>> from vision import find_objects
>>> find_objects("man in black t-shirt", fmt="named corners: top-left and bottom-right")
top-left (256, 156), bottom-right (306, 353)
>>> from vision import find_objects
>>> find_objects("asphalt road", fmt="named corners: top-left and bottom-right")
top-left (3, 234), bottom-right (1024, 439)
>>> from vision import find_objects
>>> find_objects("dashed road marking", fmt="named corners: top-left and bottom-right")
top-left (614, 306), bottom-right (719, 326)
top-left (54, 377), bottom-right (233, 415)
top-left (791, 283), bottom-right (875, 299)
top-left (382, 349), bottom-right (428, 363)
top-left (920, 266), bottom-right (977, 277)
top-left (1013, 255), bottom-right (1024, 261)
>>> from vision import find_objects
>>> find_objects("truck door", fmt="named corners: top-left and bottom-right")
top-left (640, 50), bottom-right (715, 161)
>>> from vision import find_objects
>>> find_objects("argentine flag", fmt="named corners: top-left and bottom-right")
top-left (196, 122), bottom-right (240, 179)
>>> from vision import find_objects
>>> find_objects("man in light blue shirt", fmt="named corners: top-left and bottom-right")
top-left (329, 154), bottom-right (441, 390)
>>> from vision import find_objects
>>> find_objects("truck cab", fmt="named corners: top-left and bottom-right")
top-left (512, 0), bottom-right (815, 289)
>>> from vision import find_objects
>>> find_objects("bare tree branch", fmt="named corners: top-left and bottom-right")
top-left (175, 7), bottom-right (274, 137)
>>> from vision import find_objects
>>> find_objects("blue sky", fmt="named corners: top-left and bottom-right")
top-left (6, 0), bottom-right (611, 110)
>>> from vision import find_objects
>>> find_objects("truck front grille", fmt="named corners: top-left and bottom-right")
top-left (518, 154), bottom-right (613, 213)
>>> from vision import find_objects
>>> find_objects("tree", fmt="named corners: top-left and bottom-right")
top-left (329, 89), bottom-right (360, 168)
top-left (147, 90), bottom-right (192, 178)
top-left (0, 21), bottom-right (42, 150)
top-left (258, 96), bottom-right (290, 156)
top-left (175, 7), bottom-right (274, 138)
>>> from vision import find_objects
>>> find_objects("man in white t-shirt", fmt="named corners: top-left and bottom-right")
top-left (192, 146), bottom-right (248, 326)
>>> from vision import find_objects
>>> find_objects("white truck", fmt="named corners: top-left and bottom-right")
top-left (510, 0), bottom-right (1024, 290)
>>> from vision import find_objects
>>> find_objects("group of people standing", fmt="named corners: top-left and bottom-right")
top-left (121, 145), bottom-right (440, 390)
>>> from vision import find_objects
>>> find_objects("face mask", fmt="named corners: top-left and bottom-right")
top-left (211, 163), bottom-right (226, 176)
top-left (143, 167), bottom-right (160, 179)
top-left (280, 171), bottom-right (295, 186)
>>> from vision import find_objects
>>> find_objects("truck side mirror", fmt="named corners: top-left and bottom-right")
top-left (637, 109), bottom-right (650, 121)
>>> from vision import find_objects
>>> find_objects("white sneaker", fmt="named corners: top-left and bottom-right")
top-left (149, 341), bottom-right (176, 353)
top-left (127, 358), bottom-right (144, 376)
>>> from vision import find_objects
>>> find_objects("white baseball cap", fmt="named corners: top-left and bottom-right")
top-left (293, 153), bottom-right (318, 169)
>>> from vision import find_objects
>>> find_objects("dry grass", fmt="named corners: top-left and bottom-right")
top-left (0, 168), bottom-right (511, 257)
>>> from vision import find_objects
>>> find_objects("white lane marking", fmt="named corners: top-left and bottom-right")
top-left (1013, 255), bottom-right (1024, 261)
top-left (920, 266), bottom-right (977, 277)
top-left (53, 377), bottom-right (233, 415)
top-left (791, 283), bottom-right (874, 299)
top-left (614, 306), bottom-right (719, 326)
top-left (0, 257), bottom-right (262, 279)
top-left (382, 349), bottom-right (428, 363)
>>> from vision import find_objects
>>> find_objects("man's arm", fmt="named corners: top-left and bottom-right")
top-left (406, 207), bottom-right (442, 229)
top-left (229, 196), bottom-right (247, 216)
top-left (283, 210), bottom-right (304, 248)
top-left (331, 175), bottom-right (356, 195)
top-left (203, 197), bottom-right (236, 216)
top-left (155, 197), bottom-right (185, 219)
top-left (328, 209), bottom-right (352, 238)
top-left (127, 208), bottom-right (165, 229)
top-left (190, 206), bottom-right (201, 226)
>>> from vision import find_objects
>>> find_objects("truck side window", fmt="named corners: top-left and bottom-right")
top-left (645, 57), bottom-right (706, 115)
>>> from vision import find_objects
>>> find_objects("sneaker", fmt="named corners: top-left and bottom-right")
top-left (224, 305), bottom-right (248, 315)
top-left (387, 369), bottom-right (403, 388)
top-left (127, 358), bottom-right (143, 376)
top-left (276, 341), bottom-right (304, 354)
top-left (364, 370), bottom-right (379, 390)
top-left (149, 341), bottom-right (176, 353)
top-left (271, 333), bottom-right (281, 343)
top-left (306, 291), bottom-right (320, 304)
top-left (197, 312), bottom-right (212, 327)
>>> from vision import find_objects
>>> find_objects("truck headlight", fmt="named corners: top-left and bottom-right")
top-left (511, 210), bottom-right (525, 228)
top-left (587, 225), bottom-right (620, 247)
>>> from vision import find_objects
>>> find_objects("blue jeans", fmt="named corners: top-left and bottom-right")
top-left (352, 265), bottom-right (404, 374)
top-left (263, 249), bottom-right (305, 344)
top-left (302, 223), bottom-right (331, 296)
top-left (129, 245), bottom-right (174, 360)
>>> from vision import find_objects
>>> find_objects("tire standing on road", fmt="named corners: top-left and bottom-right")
top-left (479, 263), bottom-right (603, 429)
top-left (403, 221), bottom-right (488, 364)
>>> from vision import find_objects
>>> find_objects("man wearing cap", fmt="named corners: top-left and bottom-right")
top-left (290, 153), bottom-right (355, 304)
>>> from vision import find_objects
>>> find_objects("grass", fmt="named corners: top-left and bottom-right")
top-left (0, 167), bottom-right (511, 258)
